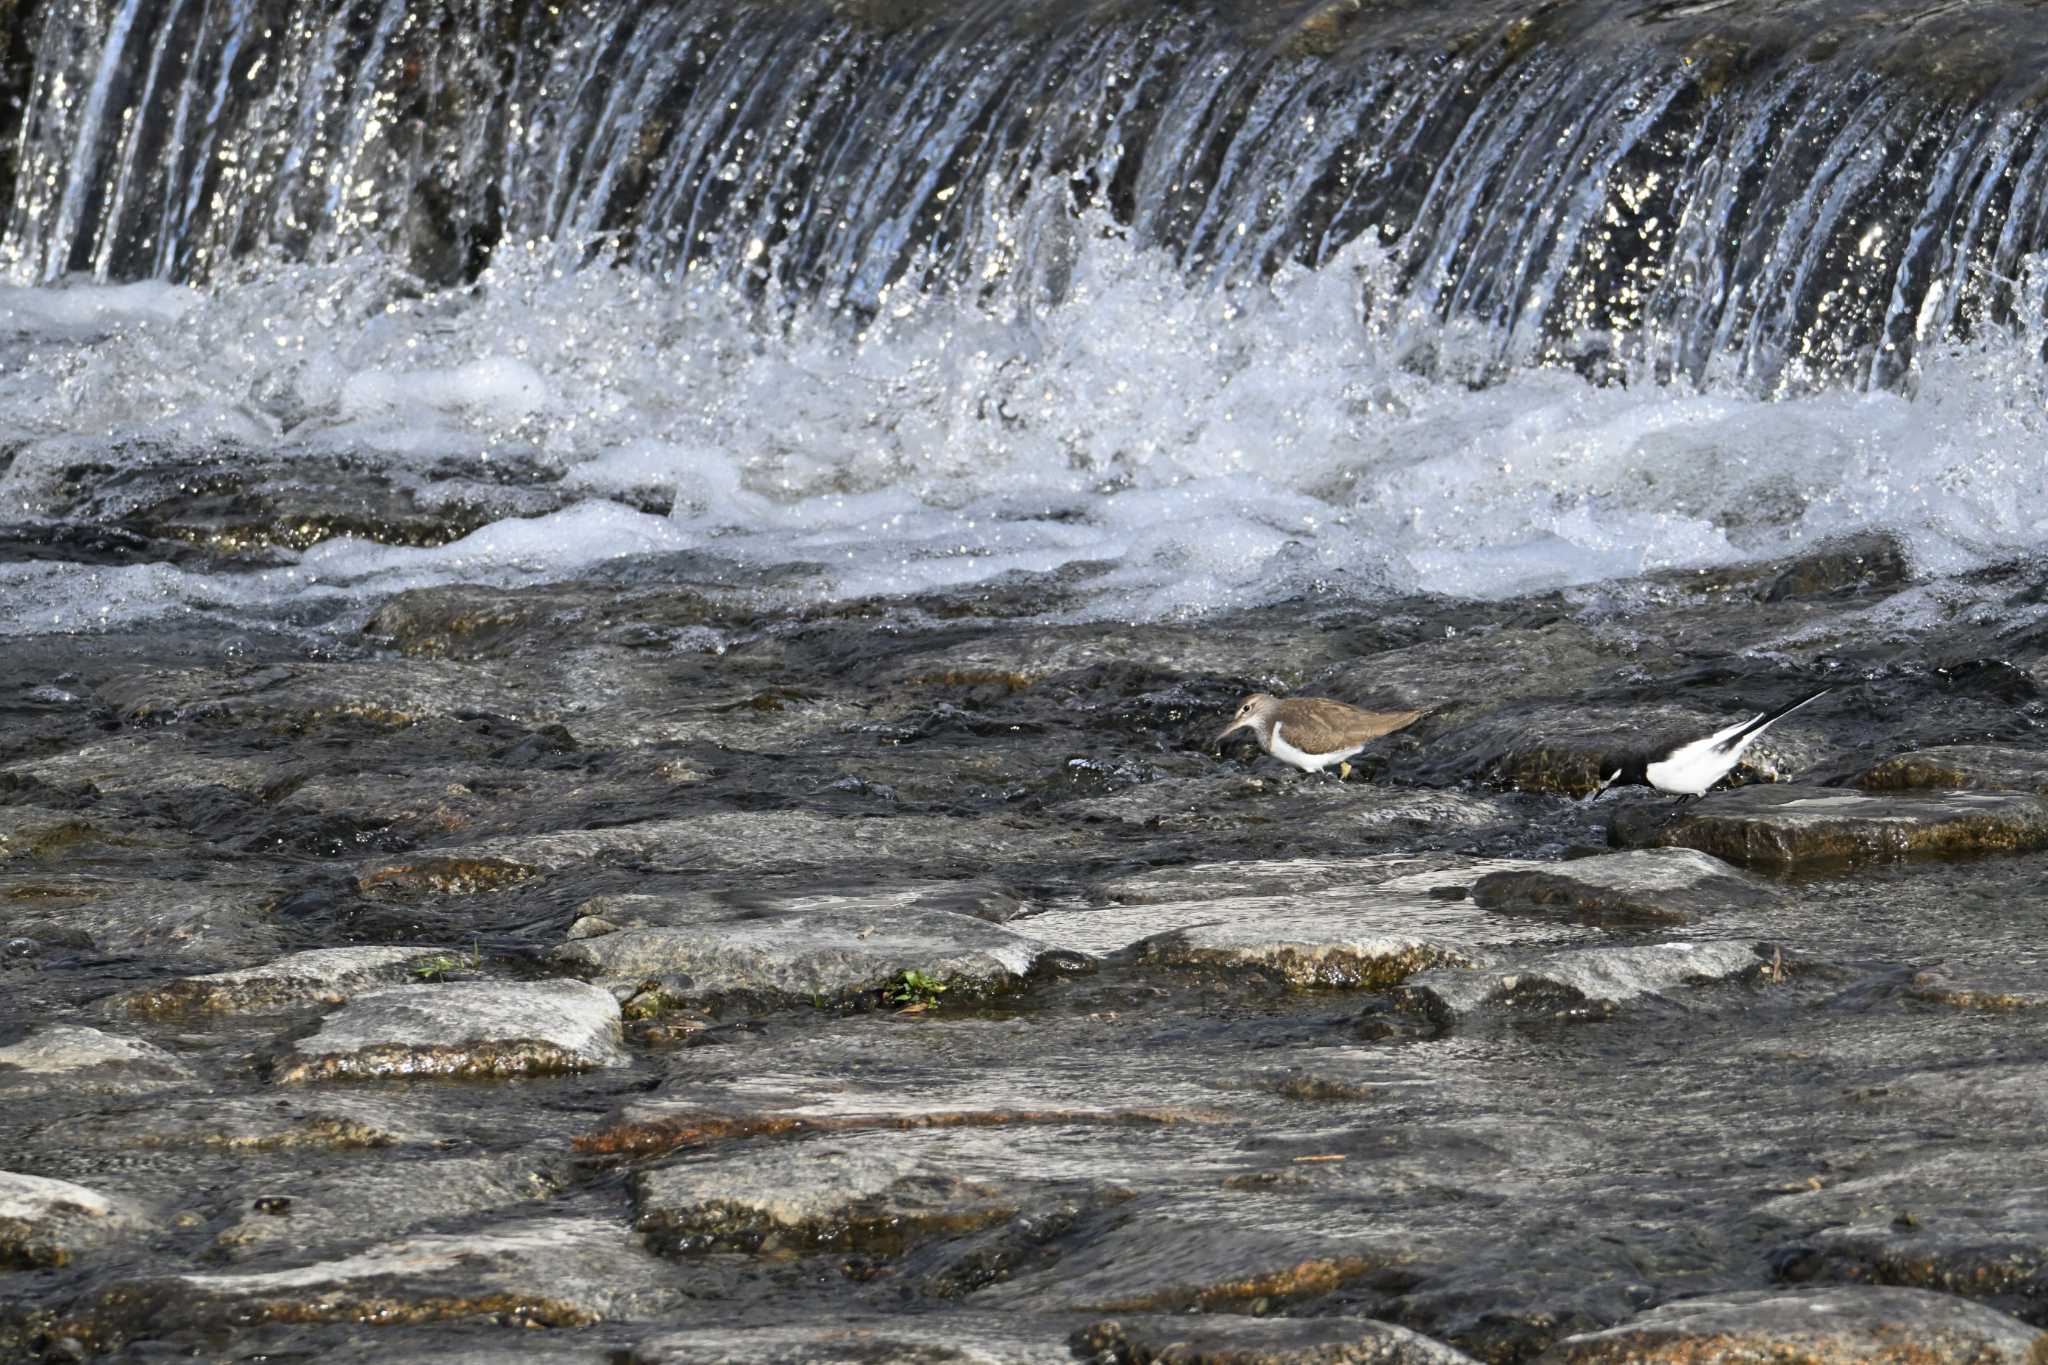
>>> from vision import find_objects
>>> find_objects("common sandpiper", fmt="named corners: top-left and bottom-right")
top-left (1215, 692), bottom-right (1429, 779)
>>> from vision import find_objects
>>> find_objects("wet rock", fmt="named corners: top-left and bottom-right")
top-left (0, 873), bottom-right (288, 962)
top-left (1074, 1314), bottom-right (1481, 1364)
top-left (0, 1024), bottom-right (193, 1094)
top-left (978, 1193), bottom-right (1406, 1314)
top-left (577, 1095), bottom-right (1224, 1164)
top-left (1395, 941), bottom-right (1768, 1024)
top-left (1908, 967), bottom-right (2048, 1012)
top-left (1470, 849), bottom-right (1781, 926)
top-left (1853, 745), bottom-right (2048, 795)
top-left (626, 1315), bottom-right (1077, 1364)
top-left (1535, 1286), bottom-right (2045, 1363)
top-left (48, 1216), bottom-right (671, 1348)
top-left (0, 1171), bottom-right (143, 1269)
top-left (1026, 866), bottom-right (1587, 988)
top-left (0, 734), bottom-right (283, 800)
top-left (1758, 531), bottom-right (1914, 602)
top-left (1418, 701), bottom-right (1827, 797)
top-left (357, 811), bottom-right (1093, 893)
top-left (96, 660), bottom-right (559, 731)
top-left (1759, 1139), bottom-right (2048, 1319)
top-left (551, 895), bottom-right (1049, 1007)
top-left (115, 945), bottom-right (446, 1016)
top-left (122, 1094), bottom-right (456, 1151)
top-left (0, 805), bottom-right (99, 862)
top-left (1609, 785), bottom-right (2048, 866)
top-left (272, 980), bottom-right (628, 1083)
top-left (633, 1131), bottom-right (1030, 1257)
top-left (366, 581), bottom-right (734, 659)
top-left (211, 1154), bottom-right (570, 1261)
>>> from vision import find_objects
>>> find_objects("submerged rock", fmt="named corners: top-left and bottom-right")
top-left (551, 896), bottom-right (1050, 1007)
top-left (626, 1316), bottom-right (1078, 1364)
top-left (116, 945), bottom-right (445, 1016)
top-left (47, 1216), bottom-right (669, 1349)
top-left (210, 1153), bottom-right (570, 1262)
top-left (1471, 848), bottom-right (1781, 925)
top-left (1536, 1286), bottom-right (2045, 1363)
top-left (1026, 867), bottom-right (1586, 989)
top-left (1396, 941), bottom-right (1768, 1025)
top-left (633, 1132), bottom-right (1026, 1257)
top-left (272, 980), bottom-right (628, 1082)
top-left (1853, 745), bottom-right (2048, 795)
top-left (0, 1171), bottom-right (143, 1269)
top-left (1609, 785), bottom-right (2048, 866)
top-left (0, 1024), bottom-right (193, 1094)
top-left (1074, 1314), bottom-right (1481, 1364)
top-left (1908, 967), bottom-right (2048, 1012)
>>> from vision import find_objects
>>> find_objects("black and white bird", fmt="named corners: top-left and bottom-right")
top-left (1587, 687), bottom-right (1832, 806)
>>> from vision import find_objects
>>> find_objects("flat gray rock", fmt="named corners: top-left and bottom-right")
top-left (274, 980), bottom-right (628, 1083)
top-left (1471, 849), bottom-right (1780, 925)
top-left (0, 1170), bottom-right (144, 1269)
top-left (551, 896), bottom-right (1048, 1007)
top-left (117, 945), bottom-right (444, 1016)
top-left (1397, 941), bottom-right (1767, 1023)
top-left (1536, 1286), bottom-right (2047, 1363)
top-left (1075, 1314), bottom-right (1481, 1364)
top-left (0, 1024), bottom-right (194, 1095)
top-left (1854, 745), bottom-right (2048, 795)
top-left (1609, 785), bottom-right (2048, 866)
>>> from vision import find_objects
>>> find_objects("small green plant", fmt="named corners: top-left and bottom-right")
top-left (887, 969), bottom-right (948, 1011)
top-left (411, 939), bottom-right (482, 982)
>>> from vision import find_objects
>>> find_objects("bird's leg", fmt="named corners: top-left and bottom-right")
top-left (1337, 761), bottom-right (1353, 782)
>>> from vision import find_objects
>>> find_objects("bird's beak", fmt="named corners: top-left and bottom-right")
top-left (1215, 719), bottom-right (1249, 746)
top-left (1583, 769), bottom-right (1622, 805)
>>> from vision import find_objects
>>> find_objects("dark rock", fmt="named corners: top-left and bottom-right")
top-left (1471, 848), bottom-right (1781, 925)
top-left (1536, 1286), bottom-right (2045, 1363)
top-left (1609, 785), bottom-right (2048, 866)
top-left (272, 980), bottom-right (628, 1082)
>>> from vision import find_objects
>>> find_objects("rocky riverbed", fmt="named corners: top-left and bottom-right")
top-left (3, 517), bottom-right (2048, 1362)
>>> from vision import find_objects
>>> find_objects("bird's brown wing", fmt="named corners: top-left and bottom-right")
top-left (1279, 700), bottom-right (1429, 751)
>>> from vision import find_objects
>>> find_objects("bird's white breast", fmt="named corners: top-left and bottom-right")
top-left (1268, 723), bottom-right (1361, 774)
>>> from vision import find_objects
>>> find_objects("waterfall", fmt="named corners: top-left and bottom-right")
top-left (9, 0), bottom-right (2048, 393)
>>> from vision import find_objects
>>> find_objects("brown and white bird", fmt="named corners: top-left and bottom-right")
top-left (1215, 693), bottom-right (1429, 778)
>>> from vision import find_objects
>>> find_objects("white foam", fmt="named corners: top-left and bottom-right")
top-left (4, 230), bottom-right (2048, 636)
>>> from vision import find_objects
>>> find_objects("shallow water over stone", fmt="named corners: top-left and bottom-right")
top-left (2, 537), bottom-right (2048, 1360)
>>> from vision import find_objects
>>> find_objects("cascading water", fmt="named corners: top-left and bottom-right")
top-left (5, 0), bottom-right (2048, 632)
